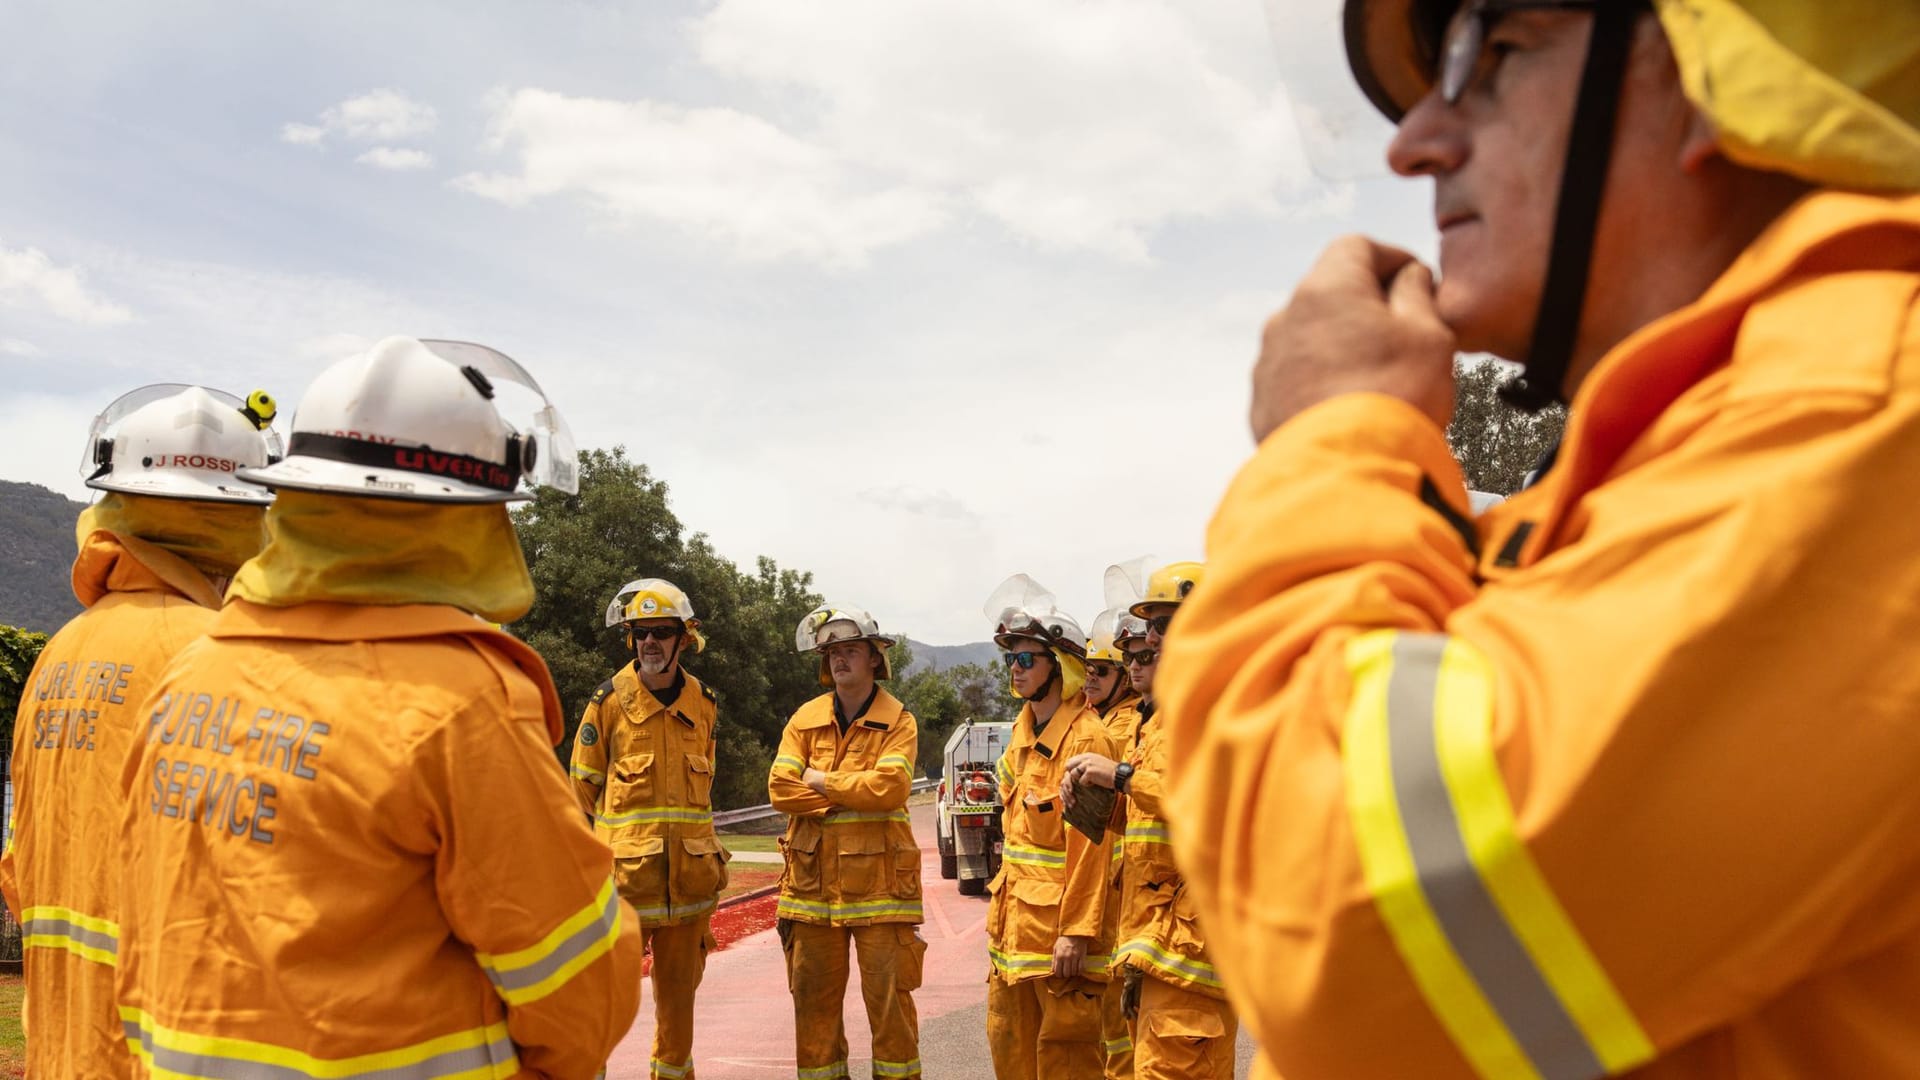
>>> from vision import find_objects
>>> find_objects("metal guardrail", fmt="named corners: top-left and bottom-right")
top-left (714, 775), bottom-right (936, 830)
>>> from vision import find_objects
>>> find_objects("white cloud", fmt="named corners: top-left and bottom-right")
top-left (279, 89), bottom-right (438, 147)
top-left (0, 338), bottom-right (43, 357)
top-left (858, 486), bottom-right (979, 522)
top-left (356, 146), bottom-right (434, 171)
top-left (457, 0), bottom-right (1314, 267)
top-left (455, 89), bottom-right (944, 268)
top-left (0, 242), bottom-right (133, 324)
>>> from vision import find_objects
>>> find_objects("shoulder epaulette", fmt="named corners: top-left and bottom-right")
top-left (701, 682), bottom-right (717, 704)
top-left (591, 679), bottom-right (615, 705)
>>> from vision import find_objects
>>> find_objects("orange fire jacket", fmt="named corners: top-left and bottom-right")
top-left (1159, 191), bottom-right (1920, 1079)
top-left (768, 687), bottom-right (923, 925)
top-left (1115, 702), bottom-right (1225, 999)
top-left (988, 692), bottom-right (1117, 983)
top-left (115, 600), bottom-right (642, 1080)
top-left (1, 531), bottom-right (223, 1078)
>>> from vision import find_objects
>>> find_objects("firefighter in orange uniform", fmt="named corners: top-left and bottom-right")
top-left (1083, 605), bottom-right (1146, 1079)
top-left (769, 603), bottom-right (926, 1080)
top-left (1066, 563), bottom-right (1237, 1080)
top-left (1159, 1), bottom-right (1920, 1077)
top-left (114, 337), bottom-right (641, 1079)
top-left (571, 577), bottom-right (728, 1080)
top-left (1, 384), bottom-right (277, 1078)
top-left (982, 574), bottom-right (1116, 1080)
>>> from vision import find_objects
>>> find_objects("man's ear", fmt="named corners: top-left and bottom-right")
top-left (1679, 104), bottom-right (1720, 174)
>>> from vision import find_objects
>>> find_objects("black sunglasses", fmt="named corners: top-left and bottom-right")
top-left (1085, 661), bottom-right (1119, 678)
top-left (1003, 650), bottom-right (1049, 671)
top-left (1145, 614), bottom-right (1174, 636)
top-left (629, 626), bottom-right (682, 642)
top-left (1437, 0), bottom-right (1603, 104)
top-left (1123, 648), bottom-right (1159, 668)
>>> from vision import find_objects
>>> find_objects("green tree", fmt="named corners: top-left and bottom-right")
top-left (1447, 357), bottom-right (1568, 495)
top-left (0, 625), bottom-right (50, 747)
top-left (510, 447), bottom-right (823, 809)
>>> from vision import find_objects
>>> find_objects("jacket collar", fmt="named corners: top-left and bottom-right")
top-left (793, 686), bottom-right (904, 731)
top-left (1022, 692), bottom-right (1089, 760)
top-left (72, 529), bottom-right (221, 610)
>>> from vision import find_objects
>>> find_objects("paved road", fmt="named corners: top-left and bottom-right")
top-left (607, 801), bottom-right (1258, 1078)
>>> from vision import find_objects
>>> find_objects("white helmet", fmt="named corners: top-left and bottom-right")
top-left (796, 603), bottom-right (895, 684)
top-left (605, 578), bottom-right (699, 627)
top-left (81, 384), bottom-right (281, 505)
top-left (984, 574), bottom-right (1087, 659)
top-left (240, 337), bottom-right (578, 503)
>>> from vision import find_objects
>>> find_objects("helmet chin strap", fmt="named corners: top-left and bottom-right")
top-left (1501, 0), bottom-right (1638, 412)
top-left (1021, 660), bottom-right (1060, 704)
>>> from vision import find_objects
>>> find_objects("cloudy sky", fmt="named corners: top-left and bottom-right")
top-left (0, 0), bottom-right (1432, 644)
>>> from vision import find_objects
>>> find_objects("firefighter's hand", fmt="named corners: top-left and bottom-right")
top-left (1060, 754), bottom-right (1119, 807)
top-left (1121, 965), bottom-right (1144, 1020)
top-left (1051, 935), bottom-right (1092, 979)
top-left (803, 768), bottom-right (829, 796)
top-left (1250, 235), bottom-right (1456, 442)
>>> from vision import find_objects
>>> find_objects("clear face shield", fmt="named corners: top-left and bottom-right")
top-left (983, 574), bottom-right (1062, 641)
top-left (1103, 556), bottom-right (1156, 613)
top-left (419, 340), bottom-right (580, 495)
top-left (81, 384), bottom-right (286, 480)
top-left (1265, 0), bottom-right (1404, 179)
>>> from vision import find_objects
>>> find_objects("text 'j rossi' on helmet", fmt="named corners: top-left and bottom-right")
top-left (82, 384), bottom-right (283, 505)
top-left (984, 574), bottom-right (1088, 659)
top-left (239, 336), bottom-right (579, 503)
top-left (796, 603), bottom-right (896, 684)
top-left (1130, 561), bottom-right (1205, 618)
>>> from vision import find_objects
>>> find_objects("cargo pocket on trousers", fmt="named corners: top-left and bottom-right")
top-left (897, 926), bottom-right (928, 992)
top-left (837, 831), bottom-right (889, 897)
top-left (673, 835), bottom-right (729, 901)
top-left (1146, 1006), bottom-right (1227, 1057)
top-left (1046, 976), bottom-right (1106, 1043)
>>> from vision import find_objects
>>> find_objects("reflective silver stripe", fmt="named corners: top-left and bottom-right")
top-left (121, 1020), bottom-right (518, 1079)
top-left (482, 886), bottom-right (621, 996)
top-left (1386, 635), bottom-right (1603, 1080)
top-left (21, 917), bottom-right (118, 956)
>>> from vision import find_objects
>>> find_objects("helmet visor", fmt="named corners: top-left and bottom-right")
top-left (1264, 0), bottom-right (1404, 179)
top-left (420, 340), bottom-right (579, 495)
top-left (82, 384), bottom-right (286, 479)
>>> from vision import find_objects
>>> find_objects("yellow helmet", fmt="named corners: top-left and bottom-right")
top-left (1342, 0), bottom-right (1919, 192)
top-left (604, 577), bottom-right (706, 652)
top-left (1087, 607), bottom-right (1150, 662)
top-left (1130, 561), bottom-right (1205, 618)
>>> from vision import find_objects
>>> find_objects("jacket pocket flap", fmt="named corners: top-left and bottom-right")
top-left (1008, 877), bottom-right (1063, 909)
top-left (682, 835), bottom-right (726, 856)
top-left (838, 831), bottom-right (890, 856)
top-left (612, 752), bottom-right (655, 779)
top-left (687, 757), bottom-right (712, 775)
top-left (611, 835), bottom-right (665, 859)
top-left (788, 818), bottom-right (821, 854)
top-left (1147, 1007), bottom-right (1226, 1041)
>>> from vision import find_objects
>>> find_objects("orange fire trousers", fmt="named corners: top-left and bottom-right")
top-left (986, 973), bottom-right (1106, 1080)
top-left (643, 914), bottom-right (713, 1079)
top-left (784, 921), bottom-right (926, 1079)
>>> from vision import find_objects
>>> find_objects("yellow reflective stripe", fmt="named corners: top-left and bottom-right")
top-left (1104, 1036), bottom-right (1134, 1055)
top-left (823, 809), bottom-right (910, 824)
top-left (774, 755), bottom-right (806, 775)
top-left (473, 877), bottom-right (622, 1006)
top-left (872, 1056), bottom-right (921, 1077)
top-left (569, 762), bottom-right (604, 783)
top-left (1124, 822), bottom-right (1170, 845)
top-left (776, 896), bottom-right (924, 921)
top-left (1115, 939), bottom-right (1223, 989)
top-left (1345, 631), bottom-right (1541, 1080)
top-left (597, 806), bottom-right (712, 827)
top-left (1109, 839), bottom-right (1123, 865)
top-left (877, 754), bottom-right (913, 773)
top-left (21, 905), bottom-right (119, 966)
top-left (120, 1007), bottom-right (518, 1079)
top-left (796, 1062), bottom-right (850, 1080)
top-left (650, 1056), bottom-right (692, 1078)
top-left (1003, 844), bottom-right (1065, 867)
top-left (631, 897), bottom-right (716, 923)
top-left (1432, 638), bottom-right (1653, 1073)
top-left (1344, 631), bottom-right (1652, 1080)
top-left (989, 947), bottom-right (1110, 977)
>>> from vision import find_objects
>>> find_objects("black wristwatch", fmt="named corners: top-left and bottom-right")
top-left (1114, 762), bottom-right (1134, 794)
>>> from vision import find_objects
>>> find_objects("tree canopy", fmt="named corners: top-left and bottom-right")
top-left (1447, 357), bottom-right (1568, 495)
top-left (510, 447), bottom-right (825, 809)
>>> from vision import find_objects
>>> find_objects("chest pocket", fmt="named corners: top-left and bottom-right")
top-left (608, 752), bottom-right (655, 810)
top-left (686, 756), bottom-right (714, 807)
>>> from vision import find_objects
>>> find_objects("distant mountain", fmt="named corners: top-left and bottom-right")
top-left (0, 481), bottom-right (86, 633)
top-left (901, 638), bottom-right (1000, 677)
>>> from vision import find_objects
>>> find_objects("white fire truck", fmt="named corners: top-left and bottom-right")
top-left (934, 718), bottom-right (1011, 896)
